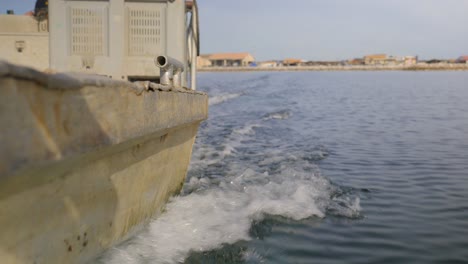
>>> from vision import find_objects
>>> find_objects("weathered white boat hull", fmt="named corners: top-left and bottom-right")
top-left (0, 62), bottom-right (208, 263)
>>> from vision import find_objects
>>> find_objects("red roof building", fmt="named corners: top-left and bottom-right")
top-left (456, 56), bottom-right (468, 63)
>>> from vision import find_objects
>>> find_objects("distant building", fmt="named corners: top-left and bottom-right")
top-left (305, 60), bottom-right (342, 66)
top-left (197, 55), bottom-right (212, 68)
top-left (363, 54), bottom-right (417, 66)
top-left (347, 58), bottom-right (365, 65)
top-left (425, 59), bottom-right (443, 64)
top-left (0, 14), bottom-right (49, 71)
top-left (257, 60), bottom-right (279, 67)
top-left (282, 58), bottom-right (303, 66)
top-left (403, 56), bottom-right (418, 66)
top-left (199, 52), bottom-right (255, 67)
top-left (456, 56), bottom-right (468, 63)
top-left (364, 54), bottom-right (387, 65)
top-left (385, 56), bottom-right (399, 65)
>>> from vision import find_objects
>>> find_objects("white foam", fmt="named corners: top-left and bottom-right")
top-left (101, 104), bottom-right (361, 263)
top-left (101, 166), bottom-right (335, 263)
top-left (209, 93), bottom-right (242, 106)
top-left (233, 124), bottom-right (260, 136)
top-left (263, 110), bottom-right (291, 120)
top-left (329, 196), bottom-right (361, 218)
top-left (189, 123), bottom-right (261, 170)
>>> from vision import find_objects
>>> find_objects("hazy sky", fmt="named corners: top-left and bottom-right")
top-left (198, 0), bottom-right (468, 61)
top-left (2, 0), bottom-right (467, 61)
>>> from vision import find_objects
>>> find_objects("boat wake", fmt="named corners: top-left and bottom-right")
top-left (209, 92), bottom-right (243, 106)
top-left (262, 109), bottom-right (292, 120)
top-left (101, 110), bottom-right (361, 264)
top-left (101, 164), bottom-right (360, 264)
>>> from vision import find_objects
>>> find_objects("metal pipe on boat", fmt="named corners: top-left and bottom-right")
top-left (172, 67), bottom-right (183, 88)
top-left (155, 55), bottom-right (184, 87)
top-left (190, 0), bottom-right (199, 90)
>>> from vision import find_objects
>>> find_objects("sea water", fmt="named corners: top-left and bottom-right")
top-left (101, 71), bottom-right (468, 263)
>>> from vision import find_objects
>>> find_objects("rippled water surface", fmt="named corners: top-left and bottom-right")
top-left (103, 71), bottom-right (468, 263)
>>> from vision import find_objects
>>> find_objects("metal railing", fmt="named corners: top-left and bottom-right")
top-left (186, 0), bottom-right (199, 90)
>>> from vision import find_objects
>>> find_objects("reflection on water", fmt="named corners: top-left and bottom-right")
top-left (102, 71), bottom-right (468, 263)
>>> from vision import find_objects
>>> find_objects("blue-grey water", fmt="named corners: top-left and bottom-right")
top-left (103, 71), bottom-right (468, 263)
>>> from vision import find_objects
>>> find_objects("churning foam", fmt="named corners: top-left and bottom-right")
top-left (102, 165), bottom-right (338, 264)
top-left (101, 153), bottom-right (360, 264)
top-left (262, 109), bottom-right (292, 120)
top-left (189, 122), bottom-right (262, 168)
top-left (209, 93), bottom-right (243, 106)
top-left (101, 110), bottom-right (360, 264)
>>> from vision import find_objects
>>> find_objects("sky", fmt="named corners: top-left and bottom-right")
top-left (2, 0), bottom-right (467, 61)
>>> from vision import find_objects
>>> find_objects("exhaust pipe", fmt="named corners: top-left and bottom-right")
top-left (155, 55), bottom-right (184, 87)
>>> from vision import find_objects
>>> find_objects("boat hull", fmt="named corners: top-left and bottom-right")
top-left (0, 62), bottom-right (208, 263)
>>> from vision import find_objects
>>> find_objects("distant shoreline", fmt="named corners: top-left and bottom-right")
top-left (198, 64), bottom-right (468, 72)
